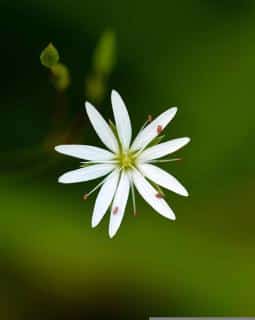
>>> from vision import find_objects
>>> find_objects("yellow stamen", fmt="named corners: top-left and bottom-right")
top-left (117, 152), bottom-right (136, 169)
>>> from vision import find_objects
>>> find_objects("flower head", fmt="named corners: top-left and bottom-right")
top-left (55, 90), bottom-right (190, 238)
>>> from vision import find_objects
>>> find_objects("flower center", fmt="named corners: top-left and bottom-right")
top-left (117, 152), bottom-right (135, 169)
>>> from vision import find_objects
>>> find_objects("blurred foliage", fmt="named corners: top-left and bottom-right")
top-left (86, 30), bottom-right (116, 103)
top-left (50, 63), bottom-right (70, 91)
top-left (93, 30), bottom-right (116, 75)
top-left (85, 72), bottom-right (106, 103)
top-left (38, 30), bottom-right (116, 152)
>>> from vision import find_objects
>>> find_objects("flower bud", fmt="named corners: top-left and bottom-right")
top-left (40, 43), bottom-right (60, 68)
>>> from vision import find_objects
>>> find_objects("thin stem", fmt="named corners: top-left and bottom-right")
top-left (137, 115), bottom-right (151, 135)
top-left (83, 173), bottom-right (111, 199)
top-left (81, 160), bottom-right (118, 167)
top-left (130, 179), bottom-right (137, 216)
top-left (149, 158), bottom-right (182, 163)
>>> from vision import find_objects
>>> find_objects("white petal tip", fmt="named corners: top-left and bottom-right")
top-left (85, 102), bottom-right (96, 115)
top-left (109, 230), bottom-right (117, 239)
top-left (54, 145), bottom-right (69, 154)
top-left (167, 212), bottom-right (176, 220)
top-left (179, 187), bottom-right (189, 197)
top-left (180, 137), bottom-right (191, 147)
top-left (165, 209), bottom-right (176, 220)
top-left (57, 174), bottom-right (75, 184)
top-left (58, 175), bottom-right (75, 184)
top-left (85, 101), bottom-right (92, 110)
top-left (91, 221), bottom-right (98, 228)
top-left (165, 106), bottom-right (178, 117)
top-left (111, 89), bottom-right (119, 97)
top-left (174, 190), bottom-right (189, 197)
top-left (58, 177), bottom-right (68, 184)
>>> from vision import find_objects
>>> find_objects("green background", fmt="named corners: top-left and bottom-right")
top-left (1, 0), bottom-right (255, 319)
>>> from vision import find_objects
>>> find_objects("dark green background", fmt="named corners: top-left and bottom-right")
top-left (1, 0), bottom-right (255, 319)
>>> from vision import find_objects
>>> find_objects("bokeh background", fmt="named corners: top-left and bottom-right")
top-left (1, 0), bottom-right (255, 319)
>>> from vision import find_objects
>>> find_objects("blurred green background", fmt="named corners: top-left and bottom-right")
top-left (1, 0), bottom-right (255, 319)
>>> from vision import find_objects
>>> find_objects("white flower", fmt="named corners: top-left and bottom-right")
top-left (55, 90), bottom-right (190, 238)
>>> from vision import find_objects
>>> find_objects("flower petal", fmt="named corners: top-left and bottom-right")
top-left (55, 145), bottom-right (115, 161)
top-left (111, 90), bottom-right (132, 150)
top-left (139, 137), bottom-right (190, 162)
top-left (138, 163), bottom-right (189, 197)
top-left (132, 169), bottom-right (176, 220)
top-left (109, 171), bottom-right (130, 238)
top-left (92, 169), bottom-right (120, 228)
top-left (58, 164), bottom-right (115, 184)
top-left (130, 107), bottom-right (177, 151)
top-left (85, 102), bottom-right (119, 153)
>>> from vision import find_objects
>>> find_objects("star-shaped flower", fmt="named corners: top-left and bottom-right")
top-left (55, 90), bottom-right (190, 238)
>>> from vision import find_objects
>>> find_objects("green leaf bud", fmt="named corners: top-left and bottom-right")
top-left (40, 43), bottom-right (60, 68)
